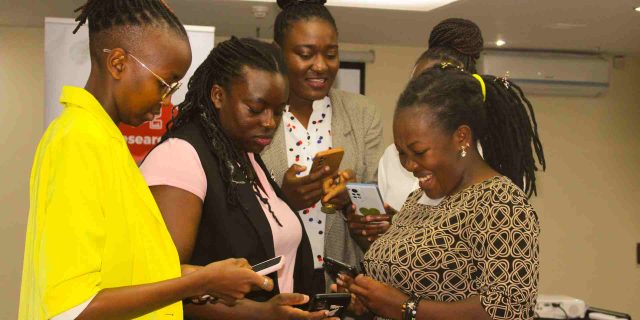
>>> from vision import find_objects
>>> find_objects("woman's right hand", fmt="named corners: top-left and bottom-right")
top-left (262, 293), bottom-right (333, 320)
top-left (281, 164), bottom-right (333, 211)
top-left (195, 258), bottom-right (274, 305)
top-left (330, 283), bottom-right (369, 316)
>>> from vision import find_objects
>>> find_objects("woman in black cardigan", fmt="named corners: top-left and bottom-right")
top-left (141, 37), bottom-right (334, 320)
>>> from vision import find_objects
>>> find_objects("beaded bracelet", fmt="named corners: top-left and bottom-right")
top-left (401, 293), bottom-right (420, 320)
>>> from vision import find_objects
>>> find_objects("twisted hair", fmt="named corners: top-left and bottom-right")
top-left (274, 0), bottom-right (337, 46)
top-left (73, 0), bottom-right (187, 38)
top-left (419, 18), bottom-right (483, 73)
top-left (397, 65), bottom-right (546, 198)
top-left (166, 37), bottom-right (288, 226)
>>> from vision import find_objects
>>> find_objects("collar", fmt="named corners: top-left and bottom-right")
top-left (59, 86), bottom-right (123, 140)
top-left (312, 96), bottom-right (331, 111)
top-left (285, 96), bottom-right (332, 113)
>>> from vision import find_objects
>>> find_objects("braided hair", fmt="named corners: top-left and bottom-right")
top-left (73, 0), bottom-right (188, 64)
top-left (418, 18), bottom-right (484, 73)
top-left (397, 65), bottom-right (546, 198)
top-left (274, 0), bottom-right (337, 46)
top-left (165, 37), bottom-right (288, 226)
top-left (73, 0), bottom-right (187, 37)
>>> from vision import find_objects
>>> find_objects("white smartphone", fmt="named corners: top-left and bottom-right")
top-left (252, 255), bottom-right (285, 276)
top-left (346, 183), bottom-right (386, 216)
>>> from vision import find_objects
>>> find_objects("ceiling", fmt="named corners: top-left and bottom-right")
top-left (2, 0), bottom-right (639, 55)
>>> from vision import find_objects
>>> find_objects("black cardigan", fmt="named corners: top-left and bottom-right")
top-left (168, 121), bottom-right (314, 302)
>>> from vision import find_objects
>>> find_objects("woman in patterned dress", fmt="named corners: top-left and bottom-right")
top-left (337, 64), bottom-right (546, 320)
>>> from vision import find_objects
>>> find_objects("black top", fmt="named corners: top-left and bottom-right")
top-left (166, 121), bottom-right (314, 302)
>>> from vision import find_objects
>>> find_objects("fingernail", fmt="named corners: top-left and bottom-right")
top-left (362, 230), bottom-right (367, 236)
top-left (324, 310), bottom-right (330, 316)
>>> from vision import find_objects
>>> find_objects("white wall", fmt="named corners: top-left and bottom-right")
top-left (530, 58), bottom-right (640, 315)
top-left (0, 26), bottom-right (44, 320)
top-left (1, 27), bottom-right (639, 319)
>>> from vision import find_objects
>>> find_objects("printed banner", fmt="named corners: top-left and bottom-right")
top-left (45, 17), bottom-right (215, 163)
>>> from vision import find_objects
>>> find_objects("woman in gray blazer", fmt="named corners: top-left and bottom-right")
top-left (261, 0), bottom-right (385, 295)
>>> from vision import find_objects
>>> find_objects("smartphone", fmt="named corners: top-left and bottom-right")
top-left (310, 148), bottom-right (344, 174)
top-left (252, 255), bottom-right (285, 276)
top-left (346, 182), bottom-right (386, 216)
top-left (192, 256), bottom-right (284, 304)
top-left (323, 256), bottom-right (360, 279)
top-left (308, 293), bottom-right (351, 317)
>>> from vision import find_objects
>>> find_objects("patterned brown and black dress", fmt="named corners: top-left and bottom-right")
top-left (364, 176), bottom-right (539, 319)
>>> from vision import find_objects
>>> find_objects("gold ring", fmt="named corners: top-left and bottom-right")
top-left (321, 204), bottom-right (336, 214)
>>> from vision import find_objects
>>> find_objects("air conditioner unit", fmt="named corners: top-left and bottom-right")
top-left (477, 50), bottom-right (610, 97)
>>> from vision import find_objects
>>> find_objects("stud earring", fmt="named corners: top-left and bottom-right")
top-left (460, 143), bottom-right (470, 158)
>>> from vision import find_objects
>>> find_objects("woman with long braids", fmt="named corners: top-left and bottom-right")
top-left (140, 37), bottom-right (335, 320)
top-left (377, 18), bottom-right (485, 215)
top-left (261, 0), bottom-right (385, 295)
top-left (19, 2), bottom-right (272, 319)
top-left (337, 64), bottom-right (545, 319)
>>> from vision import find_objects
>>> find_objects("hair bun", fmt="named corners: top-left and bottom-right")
top-left (277, 0), bottom-right (326, 10)
top-left (428, 18), bottom-right (483, 59)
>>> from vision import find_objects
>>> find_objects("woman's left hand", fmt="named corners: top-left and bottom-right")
top-left (345, 203), bottom-right (395, 242)
top-left (324, 184), bottom-right (351, 210)
top-left (330, 283), bottom-right (370, 316)
top-left (337, 274), bottom-right (407, 319)
top-left (321, 169), bottom-right (355, 210)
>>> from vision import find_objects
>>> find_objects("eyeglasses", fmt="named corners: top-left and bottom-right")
top-left (103, 48), bottom-right (182, 101)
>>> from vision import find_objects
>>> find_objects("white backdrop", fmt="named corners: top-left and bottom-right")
top-left (334, 67), bottom-right (363, 95)
top-left (44, 17), bottom-right (215, 126)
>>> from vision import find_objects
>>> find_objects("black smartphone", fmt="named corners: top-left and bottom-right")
top-left (323, 256), bottom-right (360, 279)
top-left (308, 293), bottom-right (351, 317)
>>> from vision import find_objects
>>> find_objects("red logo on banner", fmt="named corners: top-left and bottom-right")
top-left (118, 105), bottom-right (176, 164)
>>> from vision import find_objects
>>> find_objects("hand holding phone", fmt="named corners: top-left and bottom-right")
top-left (310, 148), bottom-right (344, 174)
top-left (281, 165), bottom-right (333, 211)
top-left (323, 256), bottom-right (360, 279)
top-left (191, 258), bottom-right (273, 305)
top-left (308, 293), bottom-right (351, 318)
top-left (190, 257), bottom-right (283, 305)
top-left (346, 183), bottom-right (386, 216)
top-left (344, 184), bottom-right (393, 241)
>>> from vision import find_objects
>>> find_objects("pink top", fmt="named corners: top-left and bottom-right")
top-left (140, 138), bottom-right (301, 293)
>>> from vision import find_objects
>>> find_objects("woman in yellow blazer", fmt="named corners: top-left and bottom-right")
top-left (19, 1), bottom-right (272, 319)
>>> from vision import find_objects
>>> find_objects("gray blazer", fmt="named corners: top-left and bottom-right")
top-left (261, 89), bottom-right (384, 290)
